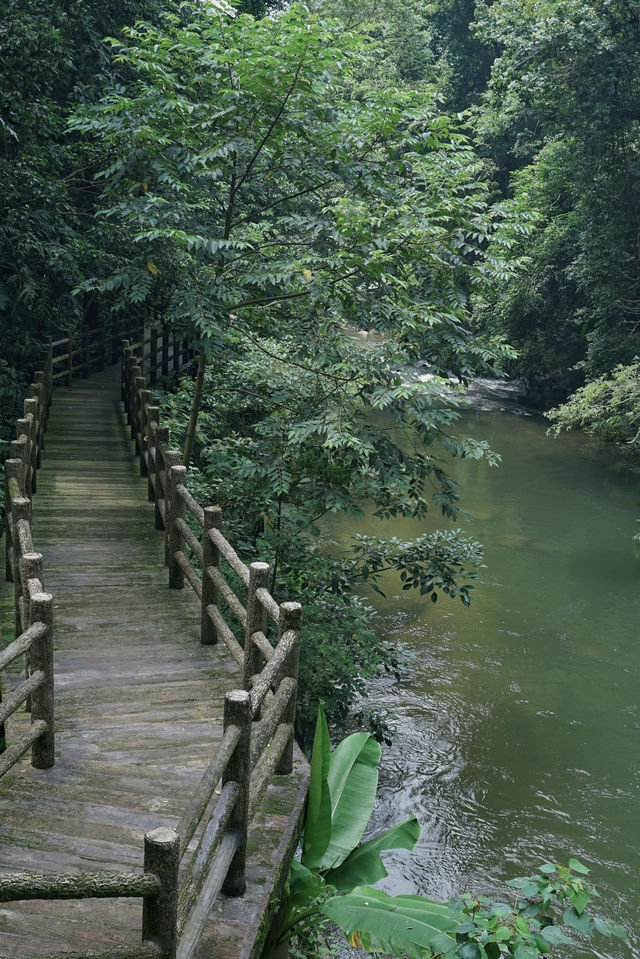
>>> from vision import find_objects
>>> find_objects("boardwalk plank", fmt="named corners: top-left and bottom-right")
top-left (0, 365), bottom-right (308, 958)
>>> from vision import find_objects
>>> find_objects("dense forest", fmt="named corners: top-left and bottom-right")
top-left (2, 0), bottom-right (639, 745)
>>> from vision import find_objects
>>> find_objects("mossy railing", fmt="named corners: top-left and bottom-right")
top-left (2, 339), bottom-right (54, 774)
top-left (0, 322), bottom-right (304, 959)
top-left (122, 336), bottom-right (303, 956)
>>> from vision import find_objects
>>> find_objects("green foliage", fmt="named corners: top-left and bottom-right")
top-left (269, 704), bottom-right (421, 954)
top-left (154, 330), bottom-right (487, 748)
top-left (350, 530), bottom-right (483, 606)
top-left (444, 860), bottom-right (627, 958)
top-left (270, 709), bottom-right (626, 959)
top-left (0, 0), bottom-right (166, 354)
top-left (546, 360), bottom-right (640, 457)
top-left (474, 0), bottom-right (640, 398)
top-left (70, 1), bottom-right (523, 370)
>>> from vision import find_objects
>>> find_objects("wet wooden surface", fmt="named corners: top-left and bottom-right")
top-left (0, 367), bottom-right (308, 958)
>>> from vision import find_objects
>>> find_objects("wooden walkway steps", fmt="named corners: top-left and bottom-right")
top-left (0, 366), bottom-right (308, 958)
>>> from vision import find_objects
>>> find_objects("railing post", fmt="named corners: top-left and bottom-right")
top-left (243, 562), bottom-right (270, 694)
top-left (167, 464), bottom-right (187, 589)
top-left (29, 590), bottom-right (54, 769)
top-left (11, 497), bottom-right (31, 636)
top-left (10, 438), bottom-right (28, 512)
top-left (162, 450), bottom-right (181, 563)
top-left (20, 551), bottom-right (44, 711)
top-left (139, 388), bottom-right (153, 476)
top-left (23, 399), bottom-right (38, 493)
top-left (30, 382), bottom-right (44, 465)
top-left (146, 407), bottom-right (160, 501)
top-left (275, 602), bottom-right (302, 775)
top-left (4, 459), bottom-right (23, 582)
top-left (201, 506), bottom-right (221, 645)
top-left (66, 329), bottom-right (73, 386)
top-left (121, 341), bottom-right (131, 405)
top-left (162, 323), bottom-right (170, 377)
top-left (222, 690), bottom-right (251, 897)
top-left (16, 418), bottom-right (32, 495)
top-left (44, 338), bottom-right (53, 414)
top-left (142, 826), bottom-right (180, 959)
top-left (134, 374), bottom-right (146, 454)
top-left (154, 426), bottom-right (170, 531)
top-left (130, 364), bottom-right (143, 439)
top-left (150, 326), bottom-right (158, 385)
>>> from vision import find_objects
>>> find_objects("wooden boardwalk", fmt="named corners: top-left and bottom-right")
top-left (0, 367), bottom-right (307, 958)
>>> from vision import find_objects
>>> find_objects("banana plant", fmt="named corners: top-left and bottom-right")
top-left (268, 706), bottom-right (626, 959)
top-left (269, 704), bottom-right (462, 952)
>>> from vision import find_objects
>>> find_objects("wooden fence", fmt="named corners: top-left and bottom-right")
top-left (2, 338), bottom-right (54, 774)
top-left (0, 320), bottom-right (303, 959)
top-left (122, 334), bottom-right (302, 957)
top-left (2, 314), bottom-right (145, 774)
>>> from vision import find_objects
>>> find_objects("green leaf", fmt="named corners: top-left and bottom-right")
top-left (301, 704), bottom-right (332, 870)
top-left (322, 887), bottom-right (465, 959)
top-left (539, 863), bottom-right (556, 874)
top-left (562, 906), bottom-right (594, 935)
top-left (568, 857), bottom-right (590, 875)
top-left (506, 877), bottom-right (540, 898)
top-left (540, 925), bottom-right (572, 945)
top-left (288, 859), bottom-right (317, 895)
top-left (319, 731), bottom-right (381, 870)
top-left (568, 887), bottom-right (590, 915)
top-left (457, 943), bottom-right (482, 959)
top-left (593, 916), bottom-right (627, 939)
top-left (326, 815), bottom-right (421, 890)
top-left (514, 946), bottom-right (538, 959)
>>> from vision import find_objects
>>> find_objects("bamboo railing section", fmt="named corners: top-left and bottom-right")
top-left (0, 826), bottom-right (181, 959)
top-left (122, 337), bottom-right (302, 958)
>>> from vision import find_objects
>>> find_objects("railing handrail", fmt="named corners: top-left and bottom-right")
top-left (2, 310), bottom-right (146, 778)
top-left (0, 319), bottom-right (301, 959)
top-left (121, 335), bottom-right (303, 955)
top-left (2, 310), bottom-right (181, 955)
top-left (2, 341), bottom-right (54, 777)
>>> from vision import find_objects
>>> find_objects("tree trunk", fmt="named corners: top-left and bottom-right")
top-left (182, 340), bottom-right (207, 468)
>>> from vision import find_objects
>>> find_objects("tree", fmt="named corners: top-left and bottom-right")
top-left (473, 0), bottom-right (640, 398)
top-left (70, 0), bottom-right (527, 740)
top-left (70, 2), bottom-right (520, 460)
top-left (0, 0), bottom-right (167, 364)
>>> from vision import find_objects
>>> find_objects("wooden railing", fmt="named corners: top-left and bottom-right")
top-left (50, 313), bottom-right (146, 385)
top-left (0, 323), bottom-right (302, 959)
top-left (122, 337), bottom-right (302, 957)
top-left (2, 341), bottom-right (54, 774)
top-left (2, 315), bottom-right (146, 777)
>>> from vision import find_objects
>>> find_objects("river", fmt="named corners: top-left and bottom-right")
top-left (323, 380), bottom-right (639, 958)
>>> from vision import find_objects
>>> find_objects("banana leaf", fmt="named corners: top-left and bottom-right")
top-left (326, 814), bottom-right (421, 890)
top-left (319, 731), bottom-right (381, 870)
top-left (301, 704), bottom-right (332, 869)
top-left (323, 886), bottom-right (465, 959)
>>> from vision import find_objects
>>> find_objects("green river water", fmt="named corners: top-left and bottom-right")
top-left (324, 380), bottom-right (639, 958)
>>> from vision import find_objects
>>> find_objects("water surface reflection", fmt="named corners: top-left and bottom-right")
top-left (325, 386), bottom-right (638, 958)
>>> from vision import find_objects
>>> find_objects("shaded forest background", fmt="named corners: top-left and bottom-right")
top-left (2, 0), bottom-right (639, 742)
